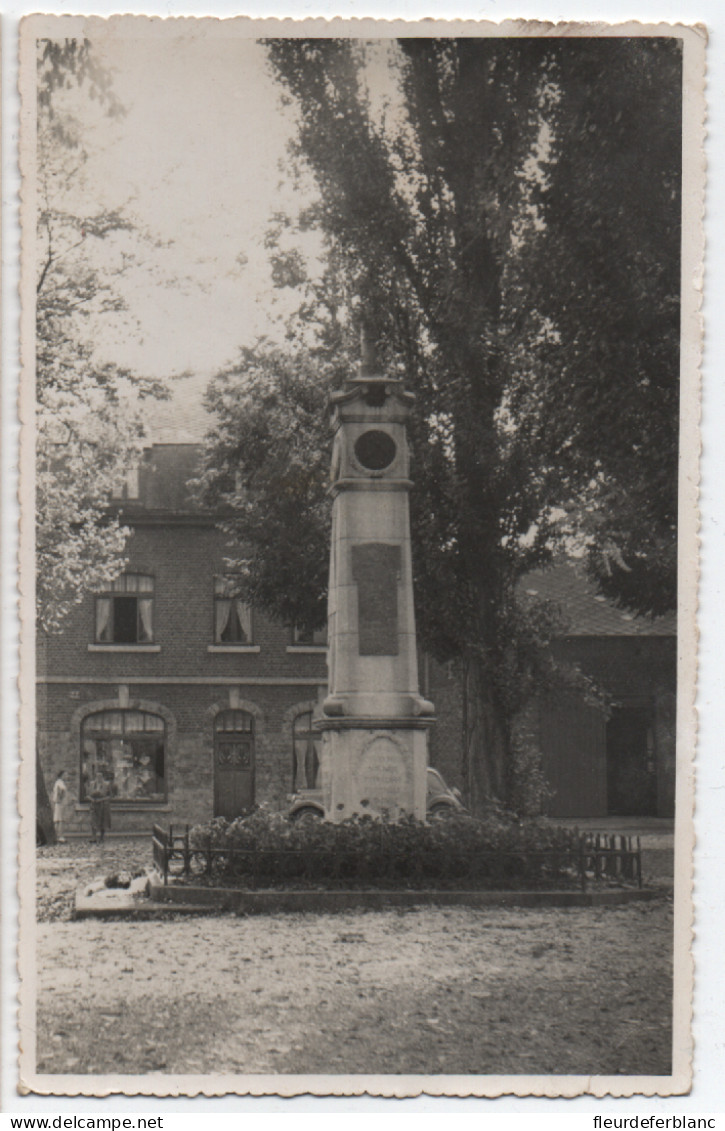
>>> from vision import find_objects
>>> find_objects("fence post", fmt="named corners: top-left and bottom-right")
top-left (184, 825), bottom-right (191, 876)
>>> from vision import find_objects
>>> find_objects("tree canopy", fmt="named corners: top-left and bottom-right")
top-left (199, 36), bottom-right (682, 810)
top-left (36, 39), bottom-right (167, 631)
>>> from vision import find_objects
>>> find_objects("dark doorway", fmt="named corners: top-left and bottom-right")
top-left (213, 710), bottom-right (255, 818)
top-left (540, 695), bottom-right (608, 817)
top-left (606, 705), bottom-right (657, 816)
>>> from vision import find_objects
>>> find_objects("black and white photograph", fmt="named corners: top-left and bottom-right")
top-left (18, 17), bottom-right (703, 1098)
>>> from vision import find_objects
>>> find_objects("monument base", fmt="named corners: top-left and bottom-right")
top-left (317, 721), bottom-right (429, 822)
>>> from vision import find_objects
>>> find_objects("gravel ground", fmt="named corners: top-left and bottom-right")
top-left (35, 838), bottom-right (673, 1079)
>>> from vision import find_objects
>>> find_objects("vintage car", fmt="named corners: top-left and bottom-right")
top-left (288, 766), bottom-right (466, 822)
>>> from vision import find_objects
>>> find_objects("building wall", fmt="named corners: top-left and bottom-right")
top-left (37, 520), bottom-right (328, 835)
top-left (38, 681), bottom-right (326, 836)
top-left (37, 521), bottom-right (329, 682)
top-left (37, 514), bottom-right (677, 828)
top-left (544, 636), bottom-right (676, 817)
top-left (550, 636), bottom-right (676, 701)
top-left (537, 694), bottom-right (608, 817)
top-left (421, 635), bottom-right (676, 819)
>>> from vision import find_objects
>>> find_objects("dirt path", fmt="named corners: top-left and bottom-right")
top-left (36, 900), bottom-right (673, 1078)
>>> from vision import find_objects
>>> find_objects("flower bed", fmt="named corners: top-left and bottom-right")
top-left (152, 809), bottom-right (642, 892)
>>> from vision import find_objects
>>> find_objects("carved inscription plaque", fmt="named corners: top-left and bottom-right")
top-left (356, 737), bottom-right (407, 812)
top-left (351, 542), bottom-right (401, 655)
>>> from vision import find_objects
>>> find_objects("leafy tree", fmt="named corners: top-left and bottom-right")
top-left (36, 39), bottom-right (166, 631)
top-left (200, 37), bottom-right (681, 811)
top-left (504, 38), bottom-right (681, 618)
top-left (200, 342), bottom-right (336, 631)
top-left (197, 246), bottom-right (356, 630)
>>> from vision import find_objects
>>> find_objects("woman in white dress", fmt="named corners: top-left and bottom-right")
top-left (51, 770), bottom-right (67, 843)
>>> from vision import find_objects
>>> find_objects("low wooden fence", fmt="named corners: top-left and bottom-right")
top-left (152, 824), bottom-right (642, 892)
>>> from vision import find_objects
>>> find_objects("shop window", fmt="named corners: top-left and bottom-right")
top-left (95, 573), bottom-right (154, 644)
top-left (214, 576), bottom-right (253, 644)
top-left (80, 710), bottom-right (166, 803)
top-left (292, 710), bottom-right (321, 792)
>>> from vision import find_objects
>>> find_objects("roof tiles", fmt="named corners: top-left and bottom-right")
top-left (519, 564), bottom-right (676, 637)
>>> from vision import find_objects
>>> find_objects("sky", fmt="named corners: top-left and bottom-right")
top-left (45, 33), bottom-right (312, 439)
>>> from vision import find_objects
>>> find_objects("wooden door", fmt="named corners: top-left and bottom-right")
top-left (213, 711), bottom-right (254, 819)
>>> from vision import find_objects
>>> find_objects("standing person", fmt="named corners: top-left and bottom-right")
top-left (88, 771), bottom-right (111, 844)
top-left (51, 771), bottom-right (67, 843)
top-left (102, 772), bottom-right (115, 837)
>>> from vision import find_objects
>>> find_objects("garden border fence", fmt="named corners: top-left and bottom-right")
top-left (152, 824), bottom-right (642, 892)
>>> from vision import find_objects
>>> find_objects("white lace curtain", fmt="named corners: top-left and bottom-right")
top-left (292, 712), bottom-right (321, 791)
top-left (95, 598), bottom-right (112, 642)
top-left (214, 576), bottom-right (252, 643)
top-left (138, 597), bottom-right (153, 642)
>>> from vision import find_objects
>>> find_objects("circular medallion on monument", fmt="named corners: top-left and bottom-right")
top-left (354, 429), bottom-right (397, 472)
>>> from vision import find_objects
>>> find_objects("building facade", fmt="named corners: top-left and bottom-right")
top-left (36, 444), bottom-right (677, 834)
top-left (37, 444), bottom-right (329, 836)
top-left (426, 566), bottom-right (676, 820)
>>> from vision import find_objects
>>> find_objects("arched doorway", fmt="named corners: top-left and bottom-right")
top-left (213, 709), bottom-right (255, 818)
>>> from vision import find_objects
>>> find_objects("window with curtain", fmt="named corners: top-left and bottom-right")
top-left (80, 710), bottom-right (166, 802)
top-left (291, 625), bottom-right (327, 646)
top-left (110, 466), bottom-right (140, 501)
top-left (214, 576), bottom-right (253, 644)
top-left (292, 710), bottom-right (321, 792)
top-left (95, 574), bottom-right (154, 644)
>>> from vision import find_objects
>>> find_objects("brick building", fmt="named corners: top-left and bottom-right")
top-left (36, 444), bottom-right (331, 836)
top-left (525, 569), bottom-right (676, 819)
top-left (426, 568), bottom-right (677, 819)
top-left (36, 444), bottom-right (676, 833)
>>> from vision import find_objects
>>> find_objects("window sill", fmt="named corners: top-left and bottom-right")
top-left (207, 645), bottom-right (261, 653)
top-left (286, 646), bottom-right (327, 654)
top-left (88, 644), bottom-right (161, 653)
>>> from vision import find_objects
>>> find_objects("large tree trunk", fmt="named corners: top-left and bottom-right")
top-left (461, 652), bottom-right (510, 814)
top-left (36, 749), bottom-right (56, 846)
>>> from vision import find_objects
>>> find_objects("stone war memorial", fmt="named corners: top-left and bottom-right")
top-left (316, 332), bottom-right (435, 821)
